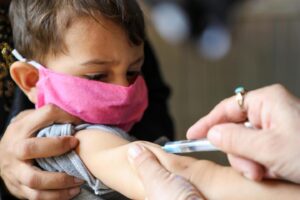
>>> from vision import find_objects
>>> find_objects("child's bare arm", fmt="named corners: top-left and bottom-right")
top-left (74, 129), bottom-right (194, 199)
top-left (75, 129), bottom-right (146, 199)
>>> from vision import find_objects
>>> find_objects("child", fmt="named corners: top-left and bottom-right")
top-left (8, 0), bottom-right (300, 200)
top-left (9, 0), bottom-right (149, 198)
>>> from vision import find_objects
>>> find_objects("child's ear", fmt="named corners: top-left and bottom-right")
top-left (10, 61), bottom-right (39, 103)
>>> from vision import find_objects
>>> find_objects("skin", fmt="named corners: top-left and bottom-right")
top-left (128, 142), bottom-right (300, 200)
top-left (187, 84), bottom-right (300, 183)
top-left (8, 12), bottom-right (300, 200)
top-left (9, 15), bottom-right (145, 199)
top-left (128, 143), bottom-right (204, 200)
top-left (44, 16), bottom-right (144, 87)
top-left (10, 15), bottom-right (144, 103)
top-left (0, 105), bottom-right (84, 199)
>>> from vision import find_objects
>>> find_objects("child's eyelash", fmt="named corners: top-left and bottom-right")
top-left (84, 71), bottom-right (141, 81)
top-left (85, 73), bottom-right (107, 80)
top-left (127, 71), bottom-right (141, 76)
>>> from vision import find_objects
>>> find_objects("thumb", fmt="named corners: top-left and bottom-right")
top-left (127, 143), bottom-right (204, 200)
top-left (207, 123), bottom-right (269, 165)
top-left (227, 154), bottom-right (265, 181)
top-left (127, 143), bottom-right (166, 185)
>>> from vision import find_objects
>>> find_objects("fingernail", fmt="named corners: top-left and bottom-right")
top-left (186, 127), bottom-right (193, 138)
top-left (10, 116), bottom-right (16, 123)
top-left (74, 177), bottom-right (85, 184)
top-left (207, 128), bottom-right (221, 145)
top-left (243, 171), bottom-right (255, 180)
top-left (69, 187), bottom-right (81, 196)
top-left (128, 144), bottom-right (144, 160)
top-left (187, 195), bottom-right (203, 200)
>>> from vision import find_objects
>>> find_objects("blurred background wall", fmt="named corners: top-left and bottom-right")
top-left (143, 0), bottom-right (300, 139)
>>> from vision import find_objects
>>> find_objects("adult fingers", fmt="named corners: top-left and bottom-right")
top-left (21, 186), bottom-right (81, 200)
top-left (187, 96), bottom-right (248, 139)
top-left (10, 109), bottom-right (35, 122)
top-left (2, 176), bottom-right (80, 200)
top-left (16, 163), bottom-right (84, 190)
top-left (2, 178), bottom-right (25, 199)
top-left (128, 143), bottom-right (204, 200)
top-left (227, 154), bottom-right (265, 181)
top-left (186, 85), bottom-right (288, 140)
top-left (15, 136), bottom-right (79, 160)
top-left (207, 123), bottom-right (271, 166)
top-left (11, 104), bottom-right (81, 138)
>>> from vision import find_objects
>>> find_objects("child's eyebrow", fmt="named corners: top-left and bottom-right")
top-left (130, 56), bottom-right (144, 66)
top-left (81, 59), bottom-right (114, 66)
top-left (81, 56), bottom-right (144, 67)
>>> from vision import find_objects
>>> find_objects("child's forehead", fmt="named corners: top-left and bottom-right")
top-left (45, 15), bottom-right (144, 66)
top-left (66, 15), bottom-right (115, 33)
top-left (63, 16), bottom-right (134, 51)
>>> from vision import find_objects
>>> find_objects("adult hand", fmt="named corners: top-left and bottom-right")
top-left (0, 105), bottom-right (84, 200)
top-left (187, 84), bottom-right (300, 183)
top-left (127, 143), bottom-right (204, 200)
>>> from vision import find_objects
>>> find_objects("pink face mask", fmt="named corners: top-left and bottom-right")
top-left (12, 50), bottom-right (148, 131)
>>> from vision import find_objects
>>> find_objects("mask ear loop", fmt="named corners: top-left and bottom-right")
top-left (11, 49), bottom-right (44, 70)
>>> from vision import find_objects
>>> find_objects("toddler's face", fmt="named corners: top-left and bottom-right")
top-left (45, 16), bottom-right (144, 86)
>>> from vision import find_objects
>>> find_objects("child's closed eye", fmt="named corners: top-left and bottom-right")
top-left (83, 71), bottom-right (141, 83)
top-left (84, 73), bottom-right (108, 81)
top-left (127, 71), bottom-right (141, 78)
top-left (127, 71), bottom-right (141, 83)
